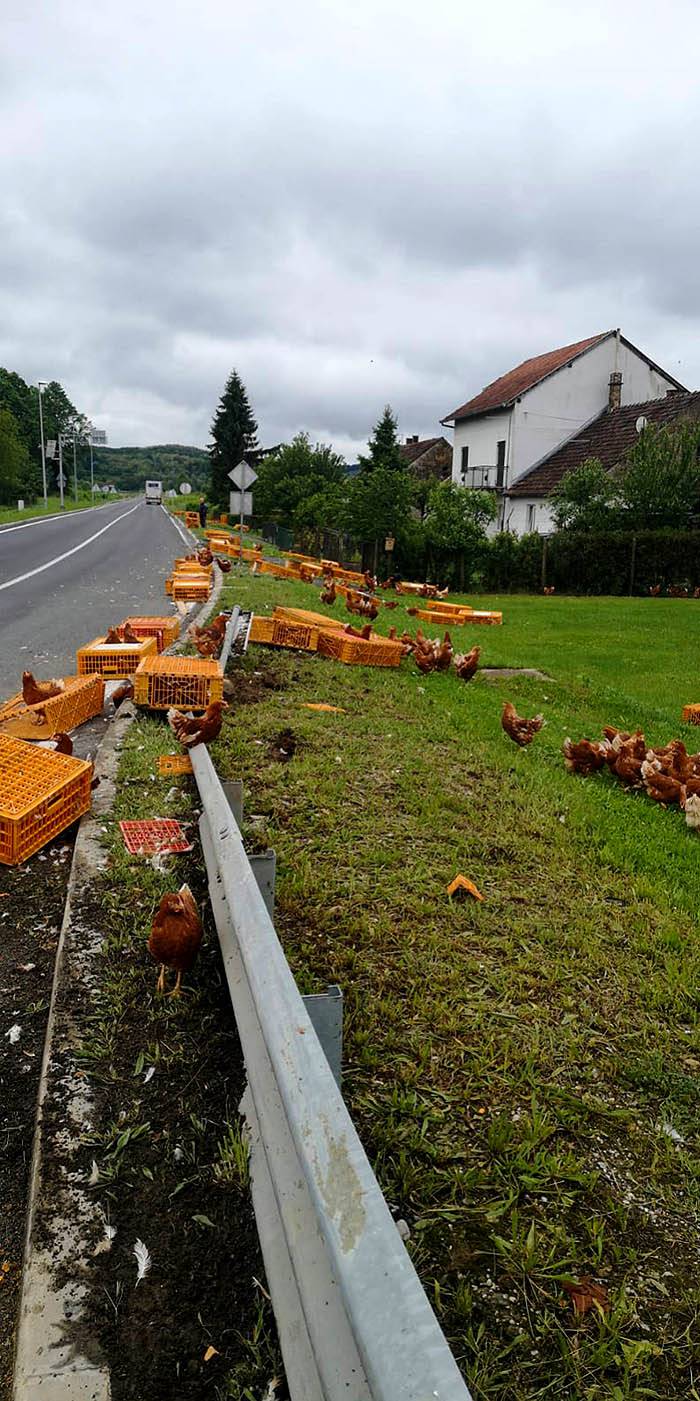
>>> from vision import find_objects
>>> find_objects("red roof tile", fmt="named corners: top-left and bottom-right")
top-left (508, 391), bottom-right (700, 497)
top-left (443, 333), bottom-right (611, 423)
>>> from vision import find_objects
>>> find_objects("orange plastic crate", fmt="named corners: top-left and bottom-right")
top-left (424, 600), bottom-right (473, 615)
top-left (157, 753), bottom-right (193, 775)
top-left (185, 512), bottom-right (200, 527)
top-left (119, 616), bottom-right (180, 652)
top-left (682, 704), bottom-right (700, 724)
top-left (413, 608), bottom-right (474, 625)
top-left (317, 630), bottom-right (402, 667)
top-left (77, 636), bottom-right (157, 678)
top-left (172, 583), bottom-right (211, 601)
top-left (0, 734), bottom-right (93, 865)
top-left (273, 606), bottom-right (344, 630)
top-left (464, 611), bottom-right (502, 626)
top-left (134, 655), bottom-right (223, 711)
top-left (0, 674), bottom-right (105, 739)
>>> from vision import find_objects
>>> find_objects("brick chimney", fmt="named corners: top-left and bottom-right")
top-left (608, 371), bottom-right (622, 411)
top-left (406, 434), bottom-right (419, 444)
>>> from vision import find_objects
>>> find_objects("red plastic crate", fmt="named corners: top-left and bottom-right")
top-left (119, 819), bottom-right (193, 855)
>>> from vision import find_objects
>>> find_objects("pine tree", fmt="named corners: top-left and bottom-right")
top-left (209, 370), bottom-right (258, 505)
top-left (358, 405), bottom-right (404, 473)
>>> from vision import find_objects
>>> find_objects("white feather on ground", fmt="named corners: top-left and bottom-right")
top-left (133, 1238), bottom-right (152, 1286)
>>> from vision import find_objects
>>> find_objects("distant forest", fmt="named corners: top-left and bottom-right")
top-left (92, 444), bottom-right (210, 493)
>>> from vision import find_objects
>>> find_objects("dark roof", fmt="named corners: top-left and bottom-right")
top-left (509, 391), bottom-right (700, 497)
top-left (398, 436), bottom-right (449, 466)
top-left (443, 333), bottom-right (611, 423)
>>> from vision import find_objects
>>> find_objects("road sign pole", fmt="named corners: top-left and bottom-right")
top-left (58, 435), bottom-right (65, 509)
top-left (72, 431), bottom-right (78, 504)
top-left (90, 440), bottom-right (94, 495)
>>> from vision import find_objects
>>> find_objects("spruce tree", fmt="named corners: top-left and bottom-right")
top-left (209, 370), bottom-right (258, 505)
top-left (358, 404), bottom-right (404, 473)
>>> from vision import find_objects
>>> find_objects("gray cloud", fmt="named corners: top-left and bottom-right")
top-left (1, 0), bottom-right (699, 455)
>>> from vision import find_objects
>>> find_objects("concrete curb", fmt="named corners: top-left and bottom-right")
top-left (12, 557), bottom-right (225, 1400)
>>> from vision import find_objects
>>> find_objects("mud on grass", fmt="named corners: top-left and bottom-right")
top-left (0, 842), bottom-right (76, 1401)
top-left (71, 713), bottom-right (283, 1400)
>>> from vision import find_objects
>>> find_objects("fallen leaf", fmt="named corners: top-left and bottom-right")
top-left (563, 1275), bottom-right (610, 1317)
top-left (302, 703), bottom-right (347, 714)
top-left (203, 1346), bottom-right (219, 1362)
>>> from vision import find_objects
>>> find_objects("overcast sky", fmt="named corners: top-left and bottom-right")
top-left (2, 0), bottom-right (698, 458)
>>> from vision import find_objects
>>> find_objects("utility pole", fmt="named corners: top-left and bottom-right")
top-left (37, 381), bottom-right (48, 508)
top-left (72, 429), bottom-right (78, 503)
top-left (57, 434), bottom-right (65, 509)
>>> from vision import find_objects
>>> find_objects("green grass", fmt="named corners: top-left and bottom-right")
top-left (211, 573), bottom-right (700, 1399)
top-left (0, 493), bottom-right (127, 524)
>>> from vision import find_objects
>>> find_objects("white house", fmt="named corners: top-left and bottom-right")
top-left (442, 331), bottom-right (686, 534)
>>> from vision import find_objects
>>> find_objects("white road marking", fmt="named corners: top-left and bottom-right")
top-left (0, 503), bottom-right (141, 592)
top-left (160, 502), bottom-right (195, 547)
top-left (0, 499), bottom-right (125, 536)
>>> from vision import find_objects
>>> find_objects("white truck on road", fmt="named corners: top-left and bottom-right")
top-left (145, 480), bottom-right (163, 505)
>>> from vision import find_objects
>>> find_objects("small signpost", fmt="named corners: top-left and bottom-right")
top-left (228, 462), bottom-right (257, 567)
top-left (45, 440), bottom-right (56, 460)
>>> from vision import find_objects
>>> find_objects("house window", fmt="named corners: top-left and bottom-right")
top-left (527, 504), bottom-right (536, 531)
top-left (496, 440), bottom-right (506, 489)
top-left (460, 445), bottom-right (469, 478)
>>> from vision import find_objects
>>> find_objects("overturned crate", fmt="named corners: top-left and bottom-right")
top-left (273, 606), bottom-right (344, 631)
top-left (317, 629), bottom-right (403, 667)
top-left (0, 734), bottom-right (93, 865)
top-left (249, 616), bottom-right (319, 651)
top-left (171, 576), bottom-right (212, 602)
top-left (0, 674), bottom-right (105, 740)
top-left (134, 655), bottom-right (224, 711)
top-left (682, 704), bottom-right (700, 724)
top-left (119, 616), bottom-right (180, 652)
top-left (77, 636), bottom-right (158, 679)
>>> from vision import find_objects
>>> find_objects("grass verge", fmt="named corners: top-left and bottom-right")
top-left (210, 570), bottom-right (700, 1400)
top-left (76, 710), bottom-right (283, 1400)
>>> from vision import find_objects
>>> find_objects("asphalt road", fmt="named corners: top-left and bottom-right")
top-left (0, 499), bottom-right (192, 700)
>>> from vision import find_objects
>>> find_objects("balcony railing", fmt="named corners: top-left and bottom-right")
top-left (460, 466), bottom-right (504, 491)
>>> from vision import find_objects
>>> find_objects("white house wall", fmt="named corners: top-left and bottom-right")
top-left (450, 410), bottom-right (511, 488)
top-left (503, 497), bottom-right (555, 536)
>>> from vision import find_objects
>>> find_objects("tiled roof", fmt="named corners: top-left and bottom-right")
top-left (398, 436), bottom-right (449, 466)
top-left (443, 333), bottom-right (611, 423)
top-left (509, 391), bottom-right (700, 497)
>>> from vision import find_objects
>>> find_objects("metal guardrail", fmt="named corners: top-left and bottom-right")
top-left (191, 743), bottom-right (472, 1401)
top-left (218, 604), bottom-right (241, 671)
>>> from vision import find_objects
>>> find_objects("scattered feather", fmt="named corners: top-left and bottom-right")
top-left (133, 1238), bottom-right (152, 1285)
top-left (5, 1024), bottom-right (21, 1044)
top-left (89, 1159), bottom-right (100, 1185)
top-left (143, 1066), bottom-right (155, 1084)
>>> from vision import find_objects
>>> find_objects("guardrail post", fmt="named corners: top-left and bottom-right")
top-left (302, 985), bottom-right (343, 1088)
top-left (249, 849), bottom-right (276, 920)
top-left (222, 779), bottom-right (243, 827)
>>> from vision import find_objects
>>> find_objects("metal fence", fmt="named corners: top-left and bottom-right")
top-left (191, 744), bottom-right (473, 1401)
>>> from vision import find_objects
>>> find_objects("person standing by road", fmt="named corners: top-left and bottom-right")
top-left (198, 496), bottom-right (208, 529)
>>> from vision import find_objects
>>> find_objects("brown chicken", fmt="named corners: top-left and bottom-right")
top-left (104, 626), bottom-right (123, 644)
top-left (194, 635), bottom-right (220, 658)
top-left (167, 700), bottom-right (229, 748)
top-left (363, 571), bottom-right (377, 591)
top-left (562, 737), bottom-right (610, 775)
top-left (22, 671), bottom-right (65, 706)
top-left (383, 599), bottom-right (399, 610)
top-left (148, 884), bottom-right (203, 996)
top-left (216, 556), bottom-right (232, 573)
top-left (501, 701), bottom-right (544, 747)
top-left (609, 730), bottom-right (647, 784)
top-left (121, 622), bottom-right (140, 644)
top-left (434, 632), bottom-right (453, 672)
top-left (111, 680), bottom-right (134, 706)
top-left (51, 732), bottom-right (74, 755)
top-left (641, 761), bottom-right (685, 805)
top-left (414, 648), bottom-right (437, 674)
top-left (454, 646), bottom-right (480, 682)
top-left (320, 580), bottom-right (337, 605)
top-left (198, 548), bottom-right (213, 565)
top-left (344, 623), bottom-right (373, 639)
top-left (649, 584), bottom-right (662, 597)
top-left (543, 585), bottom-right (555, 596)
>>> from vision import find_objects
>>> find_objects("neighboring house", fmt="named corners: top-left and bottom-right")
top-left (399, 435), bottom-right (452, 481)
top-left (508, 389), bottom-right (700, 532)
top-left (442, 330), bottom-right (686, 533)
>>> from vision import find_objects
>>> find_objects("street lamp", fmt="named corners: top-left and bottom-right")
top-left (37, 381), bottom-right (48, 508)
